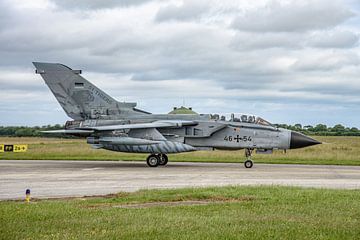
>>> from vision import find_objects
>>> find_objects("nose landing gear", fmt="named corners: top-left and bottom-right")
top-left (244, 148), bottom-right (254, 168)
top-left (146, 154), bottom-right (168, 167)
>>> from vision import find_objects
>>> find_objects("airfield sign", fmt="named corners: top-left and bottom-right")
top-left (0, 144), bottom-right (28, 152)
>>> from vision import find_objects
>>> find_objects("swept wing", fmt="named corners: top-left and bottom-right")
top-left (78, 120), bottom-right (197, 131)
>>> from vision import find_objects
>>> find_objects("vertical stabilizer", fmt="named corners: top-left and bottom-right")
top-left (33, 62), bottom-right (147, 120)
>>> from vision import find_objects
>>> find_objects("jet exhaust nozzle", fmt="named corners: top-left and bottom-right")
top-left (290, 131), bottom-right (321, 149)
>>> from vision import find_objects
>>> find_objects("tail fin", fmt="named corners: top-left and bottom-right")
top-left (33, 62), bottom-right (148, 120)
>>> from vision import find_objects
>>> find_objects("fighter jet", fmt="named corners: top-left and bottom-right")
top-left (33, 62), bottom-right (321, 168)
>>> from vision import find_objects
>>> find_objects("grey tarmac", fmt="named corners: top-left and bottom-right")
top-left (1, 160), bottom-right (360, 200)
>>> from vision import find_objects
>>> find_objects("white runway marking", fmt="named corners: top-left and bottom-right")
top-left (82, 167), bottom-right (104, 171)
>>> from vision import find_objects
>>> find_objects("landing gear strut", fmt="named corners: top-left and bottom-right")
top-left (244, 148), bottom-right (254, 168)
top-left (146, 154), bottom-right (168, 167)
top-left (158, 154), bottom-right (168, 166)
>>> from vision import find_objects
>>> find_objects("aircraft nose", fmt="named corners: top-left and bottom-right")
top-left (290, 131), bottom-right (321, 149)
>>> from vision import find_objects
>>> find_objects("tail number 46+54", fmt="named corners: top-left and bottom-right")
top-left (224, 135), bottom-right (252, 143)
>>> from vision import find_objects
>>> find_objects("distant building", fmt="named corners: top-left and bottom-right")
top-left (168, 106), bottom-right (198, 115)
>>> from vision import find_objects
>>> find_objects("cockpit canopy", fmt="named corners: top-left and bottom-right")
top-left (210, 113), bottom-right (273, 127)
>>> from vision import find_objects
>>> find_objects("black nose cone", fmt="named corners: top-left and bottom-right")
top-left (290, 131), bottom-right (321, 149)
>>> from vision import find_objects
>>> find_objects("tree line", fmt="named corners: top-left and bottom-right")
top-left (0, 123), bottom-right (359, 137)
top-left (0, 125), bottom-right (65, 137)
top-left (274, 124), bottom-right (360, 136)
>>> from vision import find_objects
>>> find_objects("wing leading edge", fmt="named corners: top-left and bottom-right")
top-left (78, 120), bottom-right (198, 131)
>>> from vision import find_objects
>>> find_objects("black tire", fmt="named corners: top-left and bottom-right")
top-left (147, 154), bottom-right (159, 167)
top-left (158, 154), bottom-right (168, 166)
top-left (244, 160), bottom-right (253, 168)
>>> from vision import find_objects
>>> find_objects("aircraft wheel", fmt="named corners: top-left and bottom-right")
top-left (147, 154), bottom-right (160, 167)
top-left (158, 154), bottom-right (168, 166)
top-left (244, 160), bottom-right (253, 168)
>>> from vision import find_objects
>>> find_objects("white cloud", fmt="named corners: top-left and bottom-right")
top-left (307, 30), bottom-right (359, 48)
top-left (232, 0), bottom-right (354, 32)
top-left (292, 50), bottom-right (360, 71)
top-left (52, 0), bottom-right (152, 9)
top-left (0, 0), bottom-right (359, 127)
top-left (156, 1), bottom-right (210, 22)
top-left (231, 32), bottom-right (304, 50)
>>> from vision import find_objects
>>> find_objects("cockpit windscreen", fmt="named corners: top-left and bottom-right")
top-left (210, 113), bottom-right (273, 126)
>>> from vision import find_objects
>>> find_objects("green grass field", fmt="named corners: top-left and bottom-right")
top-left (1, 186), bottom-right (359, 240)
top-left (1, 136), bottom-right (360, 165)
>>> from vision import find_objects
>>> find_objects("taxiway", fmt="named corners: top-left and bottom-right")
top-left (1, 160), bottom-right (360, 200)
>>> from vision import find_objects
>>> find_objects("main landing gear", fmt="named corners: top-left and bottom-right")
top-left (244, 148), bottom-right (254, 168)
top-left (146, 154), bottom-right (168, 167)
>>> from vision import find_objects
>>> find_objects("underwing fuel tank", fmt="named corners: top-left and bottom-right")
top-left (87, 137), bottom-right (196, 154)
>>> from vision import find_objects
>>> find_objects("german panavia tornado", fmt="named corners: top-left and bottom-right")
top-left (33, 62), bottom-right (321, 168)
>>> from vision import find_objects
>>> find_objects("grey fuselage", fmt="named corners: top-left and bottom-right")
top-left (70, 113), bottom-right (291, 154)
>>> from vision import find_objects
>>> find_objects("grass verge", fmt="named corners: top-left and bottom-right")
top-left (0, 186), bottom-right (359, 239)
top-left (1, 136), bottom-right (360, 165)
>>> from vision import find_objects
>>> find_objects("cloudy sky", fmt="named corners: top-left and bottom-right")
top-left (0, 0), bottom-right (359, 127)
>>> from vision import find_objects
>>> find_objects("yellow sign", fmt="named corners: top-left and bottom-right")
top-left (14, 145), bottom-right (28, 152)
top-left (0, 144), bottom-right (28, 152)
